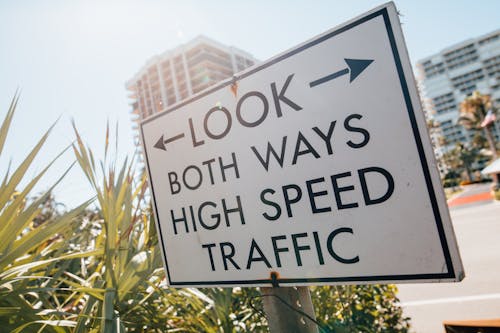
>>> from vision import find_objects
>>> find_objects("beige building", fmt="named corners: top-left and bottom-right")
top-left (126, 35), bottom-right (258, 144)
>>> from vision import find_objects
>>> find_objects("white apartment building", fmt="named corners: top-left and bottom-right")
top-left (126, 35), bottom-right (258, 144)
top-left (417, 29), bottom-right (500, 173)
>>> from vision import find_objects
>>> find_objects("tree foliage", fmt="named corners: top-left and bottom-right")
top-left (311, 285), bottom-right (410, 333)
top-left (441, 143), bottom-right (483, 181)
top-left (458, 91), bottom-right (498, 159)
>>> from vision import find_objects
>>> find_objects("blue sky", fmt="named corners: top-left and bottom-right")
top-left (0, 0), bottom-right (499, 207)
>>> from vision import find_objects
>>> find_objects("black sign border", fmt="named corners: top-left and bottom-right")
top-left (140, 6), bottom-right (456, 286)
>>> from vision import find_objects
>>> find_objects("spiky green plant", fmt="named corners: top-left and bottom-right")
top-left (70, 122), bottom-right (168, 332)
top-left (69, 123), bottom-right (272, 333)
top-left (0, 95), bottom-right (95, 333)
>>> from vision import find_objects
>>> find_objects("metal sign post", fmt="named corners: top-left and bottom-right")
top-left (261, 286), bottom-right (318, 333)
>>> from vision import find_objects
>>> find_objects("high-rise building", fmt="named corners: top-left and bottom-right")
top-left (126, 35), bottom-right (258, 145)
top-left (417, 29), bottom-right (500, 173)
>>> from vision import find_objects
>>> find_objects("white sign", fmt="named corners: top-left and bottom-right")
top-left (140, 2), bottom-right (464, 287)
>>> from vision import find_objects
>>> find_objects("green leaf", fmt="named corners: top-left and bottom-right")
top-left (0, 306), bottom-right (20, 315)
top-left (0, 120), bottom-right (57, 212)
top-left (0, 248), bottom-right (103, 280)
top-left (0, 160), bottom-right (75, 254)
top-left (11, 320), bottom-right (76, 333)
top-left (117, 251), bottom-right (151, 302)
top-left (0, 199), bottom-right (93, 272)
top-left (0, 93), bottom-right (19, 157)
top-left (75, 294), bottom-right (100, 333)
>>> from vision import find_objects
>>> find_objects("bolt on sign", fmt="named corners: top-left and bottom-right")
top-left (140, 2), bottom-right (464, 287)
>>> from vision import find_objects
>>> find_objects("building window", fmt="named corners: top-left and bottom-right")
top-left (451, 69), bottom-right (484, 93)
top-left (478, 33), bottom-right (499, 46)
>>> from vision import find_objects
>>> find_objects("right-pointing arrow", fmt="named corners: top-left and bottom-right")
top-left (345, 58), bottom-right (374, 83)
top-left (309, 58), bottom-right (374, 87)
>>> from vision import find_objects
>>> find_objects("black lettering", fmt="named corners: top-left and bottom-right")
top-left (204, 106), bottom-right (232, 140)
top-left (344, 114), bottom-right (370, 148)
top-left (291, 233), bottom-right (310, 266)
top-left (282, 184), bottom-right (302, 218)
top-left (198, 201), bottom-right (221, 230)
top-left (246, 239), bottom-right (272, 269)
top-left (306, 177), bottom-right (332, 214)
top-left (271, 74), bottom-right (303, 117)
top-left (220, 242), bottom-right (241, 270)
top-left (236, 91), bottom-right (269, 127)
top-left (189, 118), bottom-right (205, 147)
top-left (292, 132), bottom-right (320, 165)
top-left (331, 172), bottom-right (359, 210)
top-left (358, 167), bottom-right (395, 205)
top-left (327, 228), bottom-right (359, 264)
top-left (189, 205), bottom-right (197, 232)
top-left (251, 136), bottom-right (287, 171)
top-left (171, 207), bottom-right (188, 235)
top-left (260, 188), bottom-right (282, 221)
top-left (271, 235), bottom-right (289, 268)
top-left (312, 120), bottom-right (336, 155)
top-left (202, 159), bottom-right (216, 185)
top-left (222, 195), bottom-right (245, 227)
top-left (202, 243), bottom-right (217, 271)
top-left (313, 231), bottom-right (325, 265)
top-left (182, 165), bottom-right (203, 190)
top-left (219, 152), bottom-right (240, 182)
top-left (168, 171), bottom-right (181, 195)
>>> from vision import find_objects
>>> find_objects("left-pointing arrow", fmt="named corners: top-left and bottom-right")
top-left (153, 133), bottom-right (185, 151)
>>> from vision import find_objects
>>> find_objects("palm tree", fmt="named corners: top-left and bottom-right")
top-left (441, 143), bottom-right (481, 182)
top-left (458, 91), bottom-right (498, 159)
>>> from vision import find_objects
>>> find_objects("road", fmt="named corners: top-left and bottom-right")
top-left (397, 184), bottom-right (500, 333)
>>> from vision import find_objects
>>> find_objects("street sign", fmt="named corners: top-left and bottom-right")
top-left (140, 2), bottom-right (464, 287)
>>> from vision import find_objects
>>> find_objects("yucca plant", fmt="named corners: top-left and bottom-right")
top-left (69, 122), bottom-right (168, 332)
top-left (0, 95), bottom-right (96, 333)
top-left (69, 122), bottom-right (273, 332)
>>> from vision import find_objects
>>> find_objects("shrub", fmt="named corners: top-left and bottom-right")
top-left (443, 179), bottom-right (459, 188)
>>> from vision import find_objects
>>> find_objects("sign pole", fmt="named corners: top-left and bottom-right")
top-left (261, 283), bottom-right (319, 333)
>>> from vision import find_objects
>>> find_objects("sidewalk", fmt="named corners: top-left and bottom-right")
top-left (447, 183), bottom-right (494, 208)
